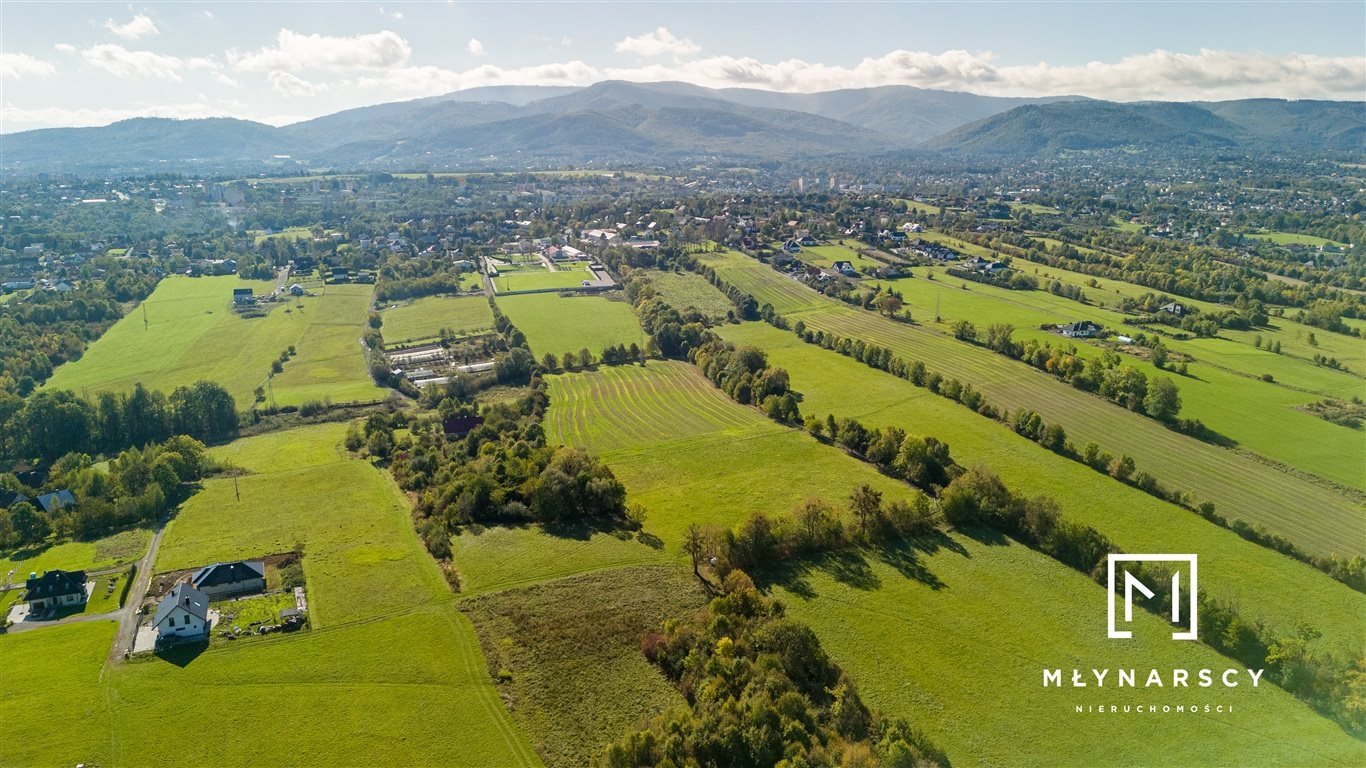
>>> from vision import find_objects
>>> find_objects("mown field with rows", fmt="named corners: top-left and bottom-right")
top-left (697, 248), bottom-right (1363, 558)
top-left (496, 293), bottom-right (645, 359)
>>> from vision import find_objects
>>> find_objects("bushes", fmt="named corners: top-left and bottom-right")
top-left (607, 573), bottom-right (946, 768)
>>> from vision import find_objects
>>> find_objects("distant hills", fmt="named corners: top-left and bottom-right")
top-left (1, 80), bottom-right (1361, 174)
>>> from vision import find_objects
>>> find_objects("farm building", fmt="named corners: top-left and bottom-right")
top-left (232, 287), bottom-right (255, 306)
top-left (154, 583), bottom-right (210, 642)
top-left (1059, 321), bottom-right (1101, 338)
top-left (25, 569), bottom-right (87, 611)
top-left (1160, 302), bottom-right (1185, 316)
top-left (443, 415), bottom-right (486, 437)
top-left (289, 283), bottom-right (306, 296)
top-left (191, 560), bottom-right (266, 599)
top-left (35, 489), bottom-right (75, 515)
top-left (832, 261), bottom-right (858, 277)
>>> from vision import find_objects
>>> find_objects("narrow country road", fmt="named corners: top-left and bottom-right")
top-left (106, 520), bottom-right (167, 663)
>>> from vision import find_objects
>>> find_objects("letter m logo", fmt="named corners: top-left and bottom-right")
top-left (1107, 554), bottom-right (1198, 640)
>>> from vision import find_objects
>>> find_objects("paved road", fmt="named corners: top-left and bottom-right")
top-left (106, 520), bottom-right (167, 663)
top-left (274, 264), bottom-right (291, 294)
top-left (5, 605), bottom-right (119, 634)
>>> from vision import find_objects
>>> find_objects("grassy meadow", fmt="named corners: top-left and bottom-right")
top-left (769, 534), bottom-right (1366, 768)
top-left (463, 566), bottom-right (707, 768)
top-left (43, 276), bottom-right (384, 408)
top-left (0, 422), bottom-right (540, 767)
top-left (496, 293), bottom-right (645, 359)
top-left (868, 264), bottom-right (1364, 488)
top-left (1, 528), bottom-right (149, 585)
top-left (543, 361), bottom-right (922, 547)
top-left (494, 263), bottom-right (596, 293)
top-left (380, 294), bottom-right (494, 346)
top-left (696, 248), bottom-right (1363, 559)
top-left (1246, 231), bottom-right (1348, 248)
top-left (718, 322), bottom-right (1365, 652)
top-left (645, 269), bottom-right (735, 321)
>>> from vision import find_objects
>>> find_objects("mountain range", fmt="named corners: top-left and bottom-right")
top-left (2, 81), bottom-right (1361, 174)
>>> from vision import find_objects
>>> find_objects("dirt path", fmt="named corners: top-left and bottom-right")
top-left (106, 520), bottom-right (167, 663)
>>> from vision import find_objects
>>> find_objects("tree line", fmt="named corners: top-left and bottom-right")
top-left (2, 381), bottom-right (237, 463)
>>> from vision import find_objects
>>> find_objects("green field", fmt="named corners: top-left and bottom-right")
top-left (1247, 231), bottom-right (1348, 248)
top-left (252, 226), bottom-right (314, 245)
top-left (451, 525), bottom-right (668, 596)
top-left (799, 243), bottom-right (889, 274)
top-left (869, 264), bottom-right (1364, 488)
top-left (717, 322), bottom-right (1365, 652)
top-left (380, 294), bottom-right (494, 346)
top-left (895, 198), bottom-right (943, 215)
top-left (543, 361), bottom-right (922, 547)
top-left (645, 269), bottom-right (735, 321)
top-left (463, 566), bottom-right (707, 768)
top-left (44, 276), bottom-right (385, 408)
top-left (1009, 201), bottom-right (1063, 215)
top-left (696, 249), bottom-right (1364, 559)
top-left (771, 535), bottom-right (1366, 768)
top-left (0, 422), bottom-right (540, 767)
top-left (493, 263), bottom-right (596, 293)
top-left (496, 293), bottom-right (645, 359)
top-left (1, 528), bottom-right (150, 586)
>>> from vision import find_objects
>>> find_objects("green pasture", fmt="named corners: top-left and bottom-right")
top-left (799, 243), bottom-right (887, 273)
top-left (43, 276), bottom-right (384, 407)
top-left (895, 198), bottom-right (943, 215)
top-left (494, 264), bottom-right (595, 294)
top-left (718, 321), bottom-right (1365, 652)
top-left (464, 566), bottom-right (707, 768)
top-left (696, 249), bottom-right (1362, 559)
top-left (1246, 231), bottom-right (1348, 248)
top-left (451, 525), bottom-right (668, 596)
top-left (544, 361), bottom-right (922, 547)
top-left (380, 294), bottom-right (494, 346)
top-left (0, 421), bottom-right (540, 767)
top-left (251, 226), bottom-right (314, 246)
top-left (771, 534), bottom-right (1366, 768)
top-left (870, 266), bottom-right (1364, 488)
top-left (645, 269), bottom-right (735, 321)
top-left (1009, 201), bottom-right (1063, 215)
top-left (495, 293), bottom-right (645, 358)
top-left (0, 528), bottom-right (150, 585)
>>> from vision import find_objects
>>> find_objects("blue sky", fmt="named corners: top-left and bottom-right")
top-left (1, 1), bottom-right (1362, 131)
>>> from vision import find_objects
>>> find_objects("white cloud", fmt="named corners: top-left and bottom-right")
top-left (467, 38), bottom-right (484, 56)
top-left (1, 52), bottom-right (56, 80)
top-left (379, 6), bottom-right (404, 20)
top-left (351, 60), bottom-right (598, 95)
top-left (53, 43), bottom-right (77, 54)
top-left (231, 29), bottom-right (411, 73)
top-left (615, 27), bottom-right (700, 58)
top-left (212, 72), bottom-right (241, 88)
top-left (104, 13), bottom-right (159, 40)
top-left (268, 71), bottom-right (325, 97)
top-left (81, 44), bottom-right (185, 80)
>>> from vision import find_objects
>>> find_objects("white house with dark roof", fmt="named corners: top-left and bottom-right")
top-left (190, 560), bottom-right (266, 599)
top-left (154, 583), bottom-right (210, 642)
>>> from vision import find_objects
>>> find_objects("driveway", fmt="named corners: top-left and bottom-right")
top-left (108, 520), bottom-right (168, 663)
